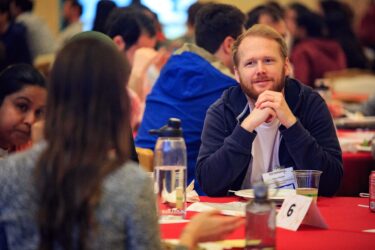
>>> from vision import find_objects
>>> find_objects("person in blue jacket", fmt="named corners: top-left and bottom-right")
top-left (196, 24), bottom-right (343, 197)
top-left (136, 3), bottom-right (245, 193)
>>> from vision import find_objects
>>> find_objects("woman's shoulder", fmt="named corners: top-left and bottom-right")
top-left (0, 142), bottom-right (45, 181)
top-left (97, 161), bottom-right (155, 225)
top-left (108, 160), bottom-right (148, 186)
top-left (101, 161), bottom-right (152, 203)
top-left (0, 143), bottom-right (45, 214)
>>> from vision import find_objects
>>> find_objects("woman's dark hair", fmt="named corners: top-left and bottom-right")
top-left (296, 9), bottom-right (325, 38)
top-left (35, 32), bottom-right (131, 250)
top-left (92, 0), bottom-right (117, 33)
top-left (320, 0), bottom-right (369, 69)
top-left (0, 63), bottom-right (45, 104)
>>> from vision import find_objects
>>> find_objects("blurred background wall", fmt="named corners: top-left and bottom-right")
top-left (33, 0), bottom-right (371, 40)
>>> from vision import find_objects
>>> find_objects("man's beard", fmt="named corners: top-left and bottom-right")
top-left (239, 71), bottom-right (286, 102)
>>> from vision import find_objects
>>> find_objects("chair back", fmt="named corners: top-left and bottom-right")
top-left (135, 147), bottom-right (154, 172)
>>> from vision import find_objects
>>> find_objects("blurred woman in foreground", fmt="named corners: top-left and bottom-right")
top-left (0, 32), bottom-right (242, 249)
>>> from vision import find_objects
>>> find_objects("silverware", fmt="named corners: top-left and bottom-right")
top-left (359, 193), bottom-right (369, 198)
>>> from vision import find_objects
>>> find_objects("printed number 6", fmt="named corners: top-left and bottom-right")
top-left (287, 204), bottom-right (296, 217)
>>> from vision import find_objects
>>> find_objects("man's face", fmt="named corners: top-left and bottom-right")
top-left (234, 36), bottom-right (290, 101)
top-left (136, 33), bottom-right (157, 49)
top-left (258, 14), bottom-right (288, 39)
top-left (63, 1), bottom-right (72, 20)
top-left (126, 33), bottom-right (157, 65)
top-left (285, 8), bottom-right (298, 38)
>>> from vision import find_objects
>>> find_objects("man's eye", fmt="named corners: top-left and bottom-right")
top-left (246, 60), bottom-right (255, 67)
top-left (264, 58), bottom-right (274, 64)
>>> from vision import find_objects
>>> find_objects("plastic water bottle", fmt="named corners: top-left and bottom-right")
top-left (245, 182), bottom-right (276, 249)
top-left (150, 118), bottom-right (187, 220)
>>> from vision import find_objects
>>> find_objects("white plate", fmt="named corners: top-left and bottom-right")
top-left (335, 116), bottom-right (375, 129)
top-left (234, 189), bottom-right (296, 201)
top-left (356, 145), bottom-right (372, 152)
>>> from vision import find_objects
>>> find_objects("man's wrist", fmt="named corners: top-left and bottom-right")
top-left (285, 116), bottom-right (297, 128)
top-left (241, 119), bottom-right (256, 132)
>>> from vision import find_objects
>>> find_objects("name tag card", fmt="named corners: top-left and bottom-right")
top-left (277, 194), bottom-right (328, 231)
top-left (262, 167), bottom-right (296, 189)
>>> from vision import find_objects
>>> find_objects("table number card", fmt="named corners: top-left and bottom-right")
top-left (277, 194), bottom-right (328, 231)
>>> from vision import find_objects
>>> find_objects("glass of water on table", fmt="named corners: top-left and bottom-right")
top-left (293, 170), bottom-right (322, 203)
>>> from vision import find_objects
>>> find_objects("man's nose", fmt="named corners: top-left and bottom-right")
top-left (256, 61), bottom-right (266, 74)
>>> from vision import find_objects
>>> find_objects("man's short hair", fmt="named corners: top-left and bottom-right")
top-left (245, 5), bottom-right (284, 29)
top-left (187, 2), bottom-right (205, 27)
top-left (105, 7), bottom-right (156, 50)
top-left (232, 24), bottom-right (288, 67)
top-left (195, 3), bottom-right (245, 54)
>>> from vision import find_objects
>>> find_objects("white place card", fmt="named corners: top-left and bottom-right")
top-left (277, 194), bottom-right (328, 231)
top-left (262, 167), bottom-right (296, 189)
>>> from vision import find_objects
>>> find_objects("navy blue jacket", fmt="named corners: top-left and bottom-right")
top-left (196, 78), bottom-right (343, 197)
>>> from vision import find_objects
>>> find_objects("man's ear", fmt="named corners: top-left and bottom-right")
top-left (222, 36), bottom-right (235, 55)
top-left (284, 57), bottom-right (292, 77)
top-left (234, 66), bottom-right (241, 83)
top-left (113, 35), bottom-right (125, 51)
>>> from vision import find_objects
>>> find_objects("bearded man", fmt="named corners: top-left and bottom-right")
top-left (196, 24), bottom-right (343, 197)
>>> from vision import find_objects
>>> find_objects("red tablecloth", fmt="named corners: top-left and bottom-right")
top-left (336, 130), bottom-right (375, 196)
top-left (161, 197), bottom-right (375, 249)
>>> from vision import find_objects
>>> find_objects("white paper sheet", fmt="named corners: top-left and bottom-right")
top-left (186, 202), bottom-right (246, 217)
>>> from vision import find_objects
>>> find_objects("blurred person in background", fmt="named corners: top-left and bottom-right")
top-left (129, 1), bottom-right (167, 50)
top-left (9, 0), bottom-right (55, 61)
top-left (245, 4), bottom-right (288, 39)
top-left (168, 2), bottom-right (206, 51)
top-left (106, 7), bottom-right (158, 72)
top-left (105, 7), bottom-right (169, 131)
top-left (288, 5), bottom-right (346, 88)
top-left (0, 63), bottom-right (46, 157)
top-left (136, 3), bottom-right (246, 194)
top-left (245, 3), bottom-right (293, 60)
top-left (358, 0), bottom-right (375, 71)
top-left (0, 31), bottom-right (243, 250)
top-left (0, 0), bottom-right (31, 71)
top-left (285, 3), bottom-right (309, 49)
top-left (92, 0), bottom-right (116, 33)
top-left (320, 0), bottom-right (370, 70)
top-left (55, 0), bottom-right (83, 50)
